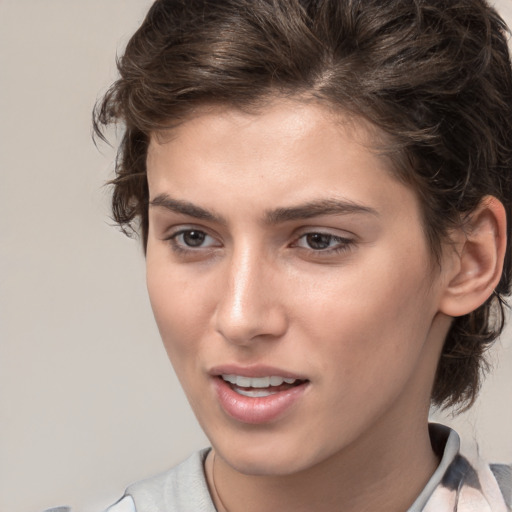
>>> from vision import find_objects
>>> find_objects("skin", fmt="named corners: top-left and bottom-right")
top-left (144, 99), bottom-right (476, 511)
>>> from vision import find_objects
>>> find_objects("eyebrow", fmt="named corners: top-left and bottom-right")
top-left (149, 194), bottom-right (378, 225)
top-left (265, 199), bottom-right (379, 223)
top-left (149, 194), bottom-right (226, 224)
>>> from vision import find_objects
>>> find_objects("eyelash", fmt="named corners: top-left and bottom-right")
top-left (166, 229), bottom-right (220, 254)
top-left (165, 229), bottom-right (355, 256)
top-left (293, 232), bottom-right (355, 255)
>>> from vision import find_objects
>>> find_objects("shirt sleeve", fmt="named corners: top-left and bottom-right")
top-left (104, 496), bottom-right (136, 512)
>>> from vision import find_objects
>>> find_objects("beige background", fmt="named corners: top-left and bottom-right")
top-left (1, 1), bottom-right (512, 511)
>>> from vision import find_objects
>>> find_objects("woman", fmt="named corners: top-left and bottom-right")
top-left (96, 0), bottom-right (512, 510)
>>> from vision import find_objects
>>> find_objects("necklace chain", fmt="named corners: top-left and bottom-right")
top-left (211, 451), bottom-right (230, 512)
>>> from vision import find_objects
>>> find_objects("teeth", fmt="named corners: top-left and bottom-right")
top-left (270, 376), bottom-right (283, 386)
top-left (221, 374), bottom-right (298, 388)
top-left (236, 388), bottom-right (279, 398)
top-left (236, 376), bottom-right (252, 387)
top-left (248, 376), bottom-right (270, 388)
top-left (221, 374), bottom-right (238, 385)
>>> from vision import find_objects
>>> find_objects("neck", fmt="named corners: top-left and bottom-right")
top-left (206, 414), bottom-right (439, 512)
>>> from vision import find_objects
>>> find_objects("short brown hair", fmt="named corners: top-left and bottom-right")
top-left (94, 0), bottom-right (512, 410)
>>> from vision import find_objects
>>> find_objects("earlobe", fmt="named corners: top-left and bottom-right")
top-left (439, 196), bottom-right (507, 318)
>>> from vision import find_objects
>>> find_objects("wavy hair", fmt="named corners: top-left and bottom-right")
top-left (94, 0), bottom-right (512, 410)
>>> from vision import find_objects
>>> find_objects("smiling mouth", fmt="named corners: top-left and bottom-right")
top-left (220, 374), bottom-right (307, 398)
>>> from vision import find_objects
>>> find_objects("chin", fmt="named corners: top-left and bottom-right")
top-left (210, 428), bottom-right (335, 477)
top-left (223, 453), bottom-right (309, 477)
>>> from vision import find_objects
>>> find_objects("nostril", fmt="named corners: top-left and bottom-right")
top-left (214, 301), bottom-right (288, 345)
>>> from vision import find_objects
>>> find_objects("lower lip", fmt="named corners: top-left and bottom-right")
top-left (213, 377), bottom-right (308, 424)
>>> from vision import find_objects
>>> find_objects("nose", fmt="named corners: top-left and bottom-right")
top-left (213, 247), bottom-right (288, 345)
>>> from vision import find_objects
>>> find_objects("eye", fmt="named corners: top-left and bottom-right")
top-left (168, 229), bottom-right (220, 250)
top-left (295, 232), bottom-right (353, 252)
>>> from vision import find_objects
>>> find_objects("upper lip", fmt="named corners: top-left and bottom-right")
top-left (209, 364), bottom-right (308, 380)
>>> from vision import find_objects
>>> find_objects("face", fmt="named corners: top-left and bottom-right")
top-left (145, 100), bottom-right (452, 476)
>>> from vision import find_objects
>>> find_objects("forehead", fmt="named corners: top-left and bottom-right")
top-left (146, 98), bottom-right (395, 190)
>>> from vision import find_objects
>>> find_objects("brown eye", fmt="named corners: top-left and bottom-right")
top-left (305, 233), bottom-right (334, 250)
top-left (182, 230), bottom-right (206, 247)
top-left (294, 232), bottom-right (354, 255)
top-left (169, 229), bottom-right (219, 251)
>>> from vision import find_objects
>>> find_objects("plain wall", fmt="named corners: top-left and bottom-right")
top-left (1, 1), bottom-right (511, 511)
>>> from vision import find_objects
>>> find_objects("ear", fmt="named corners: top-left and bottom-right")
top-left (439, 196), bottom-right (507, 317)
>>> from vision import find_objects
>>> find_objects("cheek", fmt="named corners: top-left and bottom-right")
top-left (146, 255), bottom-right (209, 368)
top-left (294, 250), bottom-right (436, 380)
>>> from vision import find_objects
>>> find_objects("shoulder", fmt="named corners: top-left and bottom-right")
top-left (105, 448), bottom-right (215, 512)
top-left (435, 447), bottom-right (511, 511)
top-left (105, 496), bottom-right (136, 512)
top-left (419, 425), bottom-right (512, 511)
top-left (490, 463), bottom-right (512, 510)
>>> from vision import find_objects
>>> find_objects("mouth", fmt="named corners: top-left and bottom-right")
top-left (220, 374), bottom-right (307, 398)
top-left (211, 368), bottom-right (310, 424)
